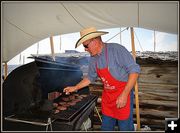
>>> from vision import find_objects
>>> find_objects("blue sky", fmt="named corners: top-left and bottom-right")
top-left (7, 27), bottom-right (178, 65)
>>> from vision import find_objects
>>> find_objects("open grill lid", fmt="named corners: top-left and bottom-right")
top-left (32, 56), bottom-right (84, 98)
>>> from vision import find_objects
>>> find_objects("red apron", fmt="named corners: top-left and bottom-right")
top-left (96, 46), bottom-right (130, 120)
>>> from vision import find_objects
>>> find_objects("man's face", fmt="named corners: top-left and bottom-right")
top-left (82, 38), bottom-right (98, 56)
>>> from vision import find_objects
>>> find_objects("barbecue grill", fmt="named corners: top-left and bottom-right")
top-left (2, 58), bottom-right (98, 131)
top-left (4, 94), bottom-right (98, 131)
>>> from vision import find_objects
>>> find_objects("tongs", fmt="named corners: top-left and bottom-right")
top-left (61, 91), bottom-right (77, 97)
top-left (60, 92), bottom-right (69, 97)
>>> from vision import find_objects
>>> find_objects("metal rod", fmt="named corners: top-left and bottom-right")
top-left (83, 122), bottom-right (87, 131)
top-left (95, 106), bottom-right (102, 122)
top-left (105, 27), bottom-right (129, 43)
top-left (5, 117), bottom-right (49, 126)
top-left (5, 115), bottom-right (54, 131)
top-left (46, 124), bottom-right (48, 131)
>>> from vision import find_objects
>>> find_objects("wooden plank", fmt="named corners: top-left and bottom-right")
top-left (139, 108), bottom-right (178, 118)
top-left (138, 74), bottom-right (178, 85)
top-left (138, 66), bottom-right (178, 84)
top-left (139, 92), bottom-right (178, 101)
top-left (139, 66), bottom-right (177, 74)
top-left (50, 36), bottom-right (55, 61)
top-left (139, 99), bottom-right (177, 108)
top-left (3, 62), bottom-right (8, 79)
top-left (139, 85), bottom-right (178, 92)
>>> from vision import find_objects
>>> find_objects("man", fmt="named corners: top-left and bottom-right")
top-left (63, 27), bottom-right (140, 131)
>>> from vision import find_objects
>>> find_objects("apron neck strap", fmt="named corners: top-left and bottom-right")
top-left (96, 44), bottom-right (109, 69)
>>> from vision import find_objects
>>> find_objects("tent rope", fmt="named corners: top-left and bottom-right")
top-left (137, 2), bottom-right (140, 27)
top-left (60, 3), bottom-right (85, 28)
top-left (4, 18), bottom-right (40, 39)
top-left (134, 30), bottom-right (144, 52)
top-left (105, 27), bottom-right (129, 43)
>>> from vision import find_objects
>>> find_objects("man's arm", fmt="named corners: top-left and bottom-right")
top-left (63, 77), bottom-right (91, 94)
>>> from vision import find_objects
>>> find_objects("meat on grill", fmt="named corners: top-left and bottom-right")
top-left (48, 92), bottom-right (62, 100)
top-left (62, 103), bottom-right (70, 107)
top-left (73, 99), bottom-right (81, 102)
top-left (52, 93), bottom-right (89, 114)
top-left (67, 101), bottom-right (76, 106)
top-left (76, 96), bottom-right (83, 100)
top-left (73, 94), bottom-right (79, 97)
top-left (62, 97), bottom-right (70, 102)
top-left (53, 103), bottom-right (58, 107)
top-left (57, 106), bottom-right (67, 111)
top-left (54, 109), bottom-right (60, 114)
top-left (58, 101), bottom-right (67, 105)
top-left (69, 95), bottom-right (75, 100)
top-left (81, 94), bottom-right (87, 98)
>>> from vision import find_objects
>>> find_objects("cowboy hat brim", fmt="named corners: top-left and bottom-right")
top-left (75, 31), bottom-right (108, 48)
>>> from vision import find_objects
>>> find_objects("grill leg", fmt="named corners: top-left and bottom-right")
top-left (50, 123), bottom-right (52, 131)
top-left (46, 118), bottom-right (53, 131)
top-left (46, 125), bottom-right (48, 131)
top-left (95, 106), bottom-right (102, 122)
top-left (83, 122), bottom-right (87, 131)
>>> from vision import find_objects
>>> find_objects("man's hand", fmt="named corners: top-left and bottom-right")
top-left (63, 86), bottom-right (77, 95)
top-left (116, 73), bottom-right (139, 108)
top-left (63, 77), bottom-right (91, 95)
top-left (116, 92), bottom-right (128, 108)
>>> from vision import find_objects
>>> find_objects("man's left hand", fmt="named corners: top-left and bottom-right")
top-left (116, 93), bottom-right (128, 108)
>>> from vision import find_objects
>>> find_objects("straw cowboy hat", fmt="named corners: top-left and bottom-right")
top-left (75, 27), bottom-right (108, 48)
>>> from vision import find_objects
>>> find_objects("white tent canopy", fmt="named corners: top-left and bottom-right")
top-left (2, 1), bottom-right (178, 62)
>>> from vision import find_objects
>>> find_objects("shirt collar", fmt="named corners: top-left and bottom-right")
top-left (96, 43), bottom-right (106, 57)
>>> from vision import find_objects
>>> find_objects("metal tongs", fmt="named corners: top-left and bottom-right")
top-left (61, 91), bottom-right (77, 97)
top-left (60, 92), bottom-right (69, 97)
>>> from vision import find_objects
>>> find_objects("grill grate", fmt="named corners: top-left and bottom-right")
top-left (51, 94), bottom-right (97, 121)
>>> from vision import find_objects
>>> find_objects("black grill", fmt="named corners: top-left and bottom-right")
top-left (3, 94), bottom-right (98, 131)
top-left (3, 59), bottom-right (98, 131)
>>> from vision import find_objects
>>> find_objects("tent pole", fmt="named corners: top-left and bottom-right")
top-left (50, 36), bottom-right (55, 61)
top-left (154, 30), bottom-right (156, 52)
top-left (59, 35), bottom-right (62, 52)
top-left (23, 56), bottom-right (25, 64)
top-left (37, 42), bottom-right (39, 56)
top-left (130, 27), bottom-right (141, 130)
top-left (119, 27), bottom-right (122, 44)
top-left (3, 62), bottom-right (8, 80)
top-left (19, 53), bottom-right (22, 65)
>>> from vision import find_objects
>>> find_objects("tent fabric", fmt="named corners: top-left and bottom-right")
top-left (1, 1), bottom-right (178, 62)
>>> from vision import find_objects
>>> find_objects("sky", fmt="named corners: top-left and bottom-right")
top-left (7, 27), bottom-right (178, 65)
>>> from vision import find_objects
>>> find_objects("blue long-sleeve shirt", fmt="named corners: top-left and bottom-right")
top-left (87, 43), bottom-right (141, 82)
